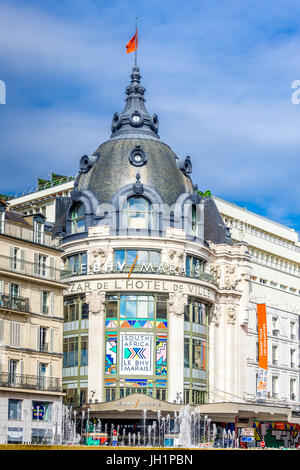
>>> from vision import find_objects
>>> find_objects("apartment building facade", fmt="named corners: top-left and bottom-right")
top-left (0, 201), bottom-right (65, 443)
top-left (214, 197), bottom-right (300, 408)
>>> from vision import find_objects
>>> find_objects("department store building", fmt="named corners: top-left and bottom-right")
top-left (8, 66), bottom-right (300, 415)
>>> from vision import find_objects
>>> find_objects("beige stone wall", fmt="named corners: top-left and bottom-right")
top-left (0, 219), bottom-right (65, 388)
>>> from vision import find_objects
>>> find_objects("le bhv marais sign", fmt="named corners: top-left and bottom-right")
top-left (65, 277), bottom-right (215, 301)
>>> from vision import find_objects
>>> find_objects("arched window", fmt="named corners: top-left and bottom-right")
top-left (124, 196), bottom-right (151, 230)
top-left (71, 202), bottom-right (85, 234)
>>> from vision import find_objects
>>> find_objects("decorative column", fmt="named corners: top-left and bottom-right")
top-left (168, 292), bottom-right (188, 403)
top-left (85, 290), bottom-right (106, 403)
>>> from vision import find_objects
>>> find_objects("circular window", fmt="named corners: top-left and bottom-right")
top-left (129, 145), bottom-right (147, 167)
top-left (130, 112), bottom-right (144, 127)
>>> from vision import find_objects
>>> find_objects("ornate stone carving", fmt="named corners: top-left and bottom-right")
top-left (209, 263), bottom-right (240, 290)
top-left (209, 263), bottom-right (222, 288)
top-left (225, 306), bottom-right (237, 324)
top-left (161, 248), bottom-right (184, 271)
top-left (169, 292), bottom-right (188, 316)
top-left (210, 304), bottom-right (221, 326)
top-left (88, 248), bottom-right (107, 272)
top-left (85, 291), bottom-right (106, 316)
top-left (224, 265), bottom-right (239, 290)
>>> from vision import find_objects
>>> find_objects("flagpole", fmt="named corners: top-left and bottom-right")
top-left (135, 17), bottom-right (138, 68)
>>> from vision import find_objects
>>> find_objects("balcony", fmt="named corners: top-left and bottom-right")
top-left (0, 254), bottom-right (61, 282)
top-left (290, 393), bottom-right (296, 401)
top-left (290, 362), bottom-right (296, 368)
top-left (291, 334), bottom-right (296, 341)
top-left (272, 359), bottom-right (278, 366)
top-left (272, 392), bottom-right (278, 399)
top-left (272, 329), bottom-right (280, 336)
top-left (0, 372), bottom-right (62, 392)
top-left (0, 294), bottom-right (29, 313)
top-left (39, 343), bottom-right (49, 352)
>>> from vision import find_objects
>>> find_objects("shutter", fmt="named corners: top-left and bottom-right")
top-left (10, 322), bottom-right (13, 346)
top-left (50, 328), bottom-right (53, 352)
top-left (16, 323), bottom-right (20, 348)
top-left (0, 319), bottom-right (3, 345)
top-left (50, 363), bottom-right (53, 378)
top-left (33, 253), bottom-right (39, 275)
top-left (20, 359), bottom-right (24, 376)
top-left (9, 247), bottom-right (14, 270)
top-left (0, 281), bottom-right (3, 307)
top-left (50, 292), bottom-right (54, 316)
top-left (49, 257), bottom-right (55, 280)
top-left (37, 325), bottom-right (40, 350)
top-left (40, 291), bottom-right (43, 314)
top-left (20, 250), bottom-right (25, 273)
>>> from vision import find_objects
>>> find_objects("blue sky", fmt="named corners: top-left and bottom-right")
top-left (0, 0), bottom-right (300, 234)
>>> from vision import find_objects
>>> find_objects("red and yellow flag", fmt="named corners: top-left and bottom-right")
top-left (126, 29), bottom-right (138, 54)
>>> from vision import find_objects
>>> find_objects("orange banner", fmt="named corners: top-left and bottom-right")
top-left (257, 303), bottom-right (268, 370)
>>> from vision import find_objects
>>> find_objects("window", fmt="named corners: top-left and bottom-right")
top-left (185, 299), bottom-right (207, 325)
top-left (184, 337), bottom-right (190, 368)
top-left (38, 255), bottom-right (47, 277)
top-left (81, 336), bottom-right (88, 366)
top-left (38, 363), bottom-right (47, 389)
top-left (290, 379), bottom-right (296, 400)
top-left (7, 427), bottom-right (23, 443)
top-left (42, 291), bottom-right (49, 315)
top-left (12, 248), bottom-right (19, 271)
top-left (272, 345), bottom-right (278, 365)
top-left (71, 202), bottom-right (85, 234)
top-left (192, 339), bottom-right (206, 370)
top-left (272, 376), bottom-right (278, 398)
top-left (9, 359), bottom-right (18, 384)
top-left (290, 322), bottom-right (296, 340)
top-left (291, 349), bottom-right (295, 367)
top-left (8, 399), bottom-right (22, 420)
top-left (114, 249), bottom-right (160, 272)
top-left (32, 401), bottom-right (51, 421)
top-left (63, 337), bottom-right (78, 367)
top-left (186, 255), bottom-right (204, 279)
top-left (125, 196), bottom-right (151, 230)
top-left (65, 252), bottom-right (87, 276)
top-left (39, 327), bottom-right (48, 352)
top-left (34, 222), bottom-right (44, 244)
top-left (120, 295), bottom-right (155, 319)
top-left (191, 204), bottom-right (199, 236)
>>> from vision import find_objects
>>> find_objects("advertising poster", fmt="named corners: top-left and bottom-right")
top-left (120, 333), bottom-right (153, 375)
top-left (256, 303), bottom-right (268, 400)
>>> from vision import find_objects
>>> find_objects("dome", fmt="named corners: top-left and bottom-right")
top-left (59, 65), bottom-right (233, 246)
top-left (76, 138), bottom-right (193, 207)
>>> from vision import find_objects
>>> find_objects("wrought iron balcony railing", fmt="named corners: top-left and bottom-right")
top-left (39, 343), bottom-right (49, 352)
top-left (0, 372), bottom-right (62, 392)
top-left (0, 294), bottom-right (30, 313)
top-left (0, 254), bottom-right (61, 282)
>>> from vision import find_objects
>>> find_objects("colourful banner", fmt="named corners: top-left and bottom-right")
top-left (256, 303), bottom-right (268, 400)
top-left (257, 303), bottom-right (268, 369)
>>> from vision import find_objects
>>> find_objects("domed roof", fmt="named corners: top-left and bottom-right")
top-left (77, 138), bottom-right (193, 206)
top-left (75, 66), bottom-right (194, 206)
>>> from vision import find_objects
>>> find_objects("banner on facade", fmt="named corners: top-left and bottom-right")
top-left (120, 333), bottom-right (153, 375)
top-left (256, 303), bottom-right (268, 400)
